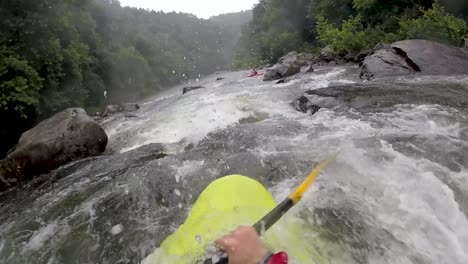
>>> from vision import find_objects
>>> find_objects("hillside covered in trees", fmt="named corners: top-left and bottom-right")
top-left (0, 0), bottom-right (251, 157)
top-left (235, 0), bottom-right (468, 66)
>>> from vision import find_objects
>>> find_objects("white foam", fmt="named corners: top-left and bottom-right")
top-left (171, 160), bottom-right (205, 183)
top-left (111, 224), bottom-right (124, 235)
top-left (118, 91), bottom-right (254, 152)
top-left (22, 222), bottom-right (58, 253)
top-left (254, 101), bottom-right (468, 263)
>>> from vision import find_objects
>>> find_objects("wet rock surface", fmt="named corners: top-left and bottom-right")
top-left (263, 64), bottom-right (301, 81)
top-left (0, 108), bottom-right (107, 191)
top-left (361, 39), bottom-right (468, 80)
top-left (182, 86), bottom-right (205, 94)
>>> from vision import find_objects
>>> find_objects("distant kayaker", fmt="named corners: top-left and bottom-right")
top-left (216, 226), bottom-right (288, 264)
top-left (248, 68), bottom-right (259, 77)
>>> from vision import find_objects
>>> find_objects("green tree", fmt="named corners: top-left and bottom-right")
top-left (316, 15), bottom-right (368, 53)
top-left (0, 47), bottom-right (42, 118)
top-left (399, 2), bottom-right (467, 45)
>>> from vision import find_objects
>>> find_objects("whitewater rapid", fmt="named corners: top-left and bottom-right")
top-left (1, 66), bottom-right (467, 264)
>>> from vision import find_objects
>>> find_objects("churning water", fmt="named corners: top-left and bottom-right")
top-left (1, 66), bottom-right (467, 264)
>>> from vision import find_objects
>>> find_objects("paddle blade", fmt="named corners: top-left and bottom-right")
top-left (288, 156), bottom-right (335, 204)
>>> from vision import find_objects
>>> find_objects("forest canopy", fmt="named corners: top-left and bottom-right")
top-left (0, 0), bottom-right (249, 157)
top-left (235, 0), bottom-right (468, 67)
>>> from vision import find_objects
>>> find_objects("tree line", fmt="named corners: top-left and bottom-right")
top-left (235, 0), bottom-right (468, 67)
top-left (0, 0), bottom-right (249, 157)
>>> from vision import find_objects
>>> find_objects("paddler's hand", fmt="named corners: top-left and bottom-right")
top-left (216, 226), bottom-right (268, 264)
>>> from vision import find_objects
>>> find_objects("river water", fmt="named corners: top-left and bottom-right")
top-left (0, 66), bottom-right (467, 264)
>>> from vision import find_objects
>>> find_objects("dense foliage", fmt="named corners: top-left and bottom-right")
top-left (236, 0), bottom-right (468, 66)
top-left (0, 0), bottom-right (248, 157)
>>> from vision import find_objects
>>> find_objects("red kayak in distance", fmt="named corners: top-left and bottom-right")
top-left (247, 71), bottom-right (264, 77)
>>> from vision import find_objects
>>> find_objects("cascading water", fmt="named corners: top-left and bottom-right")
top-left (1, 66), bottom-right (467, 264)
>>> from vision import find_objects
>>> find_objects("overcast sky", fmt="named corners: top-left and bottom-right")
top-left (119, 0), bottom-right (258, 19)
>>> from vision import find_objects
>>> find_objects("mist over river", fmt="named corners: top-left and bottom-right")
top-left (1, 66), bottom-right (467, 264)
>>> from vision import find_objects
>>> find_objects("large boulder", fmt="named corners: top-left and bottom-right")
top-left (361, 39), bottom-right (468, 80)
top-left (360, 49), bottom-right (415, 80)
top-left (263, 64), bottom-right (301, 81)
top-left (182, 86), bottom-right (205, 94)
top-left (278, 51), bottom-right (317, 67)
top-left (0, 108), bottom-right (108, 191)
top-left (392, 39), bottom-right (468, 75)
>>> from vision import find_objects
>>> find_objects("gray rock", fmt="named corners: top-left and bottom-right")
top-left (182, 86), bottom-right (205, 94)
top-left (101, 104), bottom-right (122, 117)
top-left (216, 77), bottom-right (224, 81)
top-left (123, 103), bottom-right (140, 113)
top-left (336, 58), bottom-right (346, 65)
top-left (328, 61), bottom-right (337, 66)
top-left (344, 53), bottom-right (357, 62)
top-left (361, 40), bottom-right (468, 80)
top-left (360, 49), bottom-right (414, 80)
top-left (306, 65), bottom-right (314, 73)
top-left (298, 53), bottom-right (318, 63)
top-left (291, 96), bottom-right (321, 114)
top-left (0, 108), bottom-right (108, 191)
top-left (391, 39), bottom-right (468, 75)
top-left (124, 113), bottom-right (138, 118)
top-left (263, 64), bottom-right (301, 81)
top-left (355, 49), bottom-right (374, 63)
top-left (320, 45), bottom-right (336, 62)
top-left (278, 51), bottom-right (314, 67)
top-left (373, 43), bottom-right (391, 51)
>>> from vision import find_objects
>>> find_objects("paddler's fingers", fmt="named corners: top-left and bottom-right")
top-left (216, 226), bottom-right (268, 264)
top-left (216, 226), bottom-right (251, 252)
top-left (215, 237), bottom-right (238, 252)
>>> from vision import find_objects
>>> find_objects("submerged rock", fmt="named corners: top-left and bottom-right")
top-left (304, 82), bottom-right (468, 112)
top-left (182, 86), bottom-right (205, 94)
top-left (291, 96), bottom-right (321, 114)
top-left (0, 108), bottom-right (108, 191)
